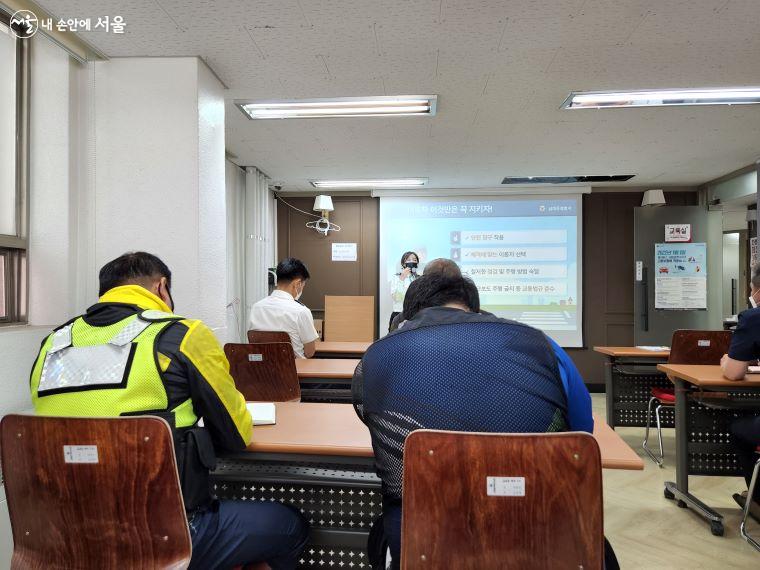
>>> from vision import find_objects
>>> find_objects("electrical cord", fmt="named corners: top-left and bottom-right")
top-left (274, 194), bottom-right (323, 219)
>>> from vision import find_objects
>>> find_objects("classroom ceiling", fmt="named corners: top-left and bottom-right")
top-left (39, 0), bottom-right (760, 190)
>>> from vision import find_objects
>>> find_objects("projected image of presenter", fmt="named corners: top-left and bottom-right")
top-left (389, 251), bottom-right (420, 331)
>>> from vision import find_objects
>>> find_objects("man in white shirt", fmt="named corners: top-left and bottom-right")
top-left (249, 258), bottom-right (319, 358)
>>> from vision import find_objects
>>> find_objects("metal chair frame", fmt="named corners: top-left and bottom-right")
top-left (642, 396), bottom-right (673, 467)
top-left (740, 452), bottom-right (760, 552)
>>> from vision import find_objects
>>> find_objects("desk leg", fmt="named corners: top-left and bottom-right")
top-left (664, 379), bottom-right (725, 536)
top-left (604, 360), bottom-right (615, 429)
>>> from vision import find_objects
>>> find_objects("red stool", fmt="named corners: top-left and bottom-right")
top-left (642, 387), bottom-right (675, 467)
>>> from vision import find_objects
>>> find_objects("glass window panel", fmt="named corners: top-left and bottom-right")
top-left (17, 249), bottom-right (26, 321)
top-left (0, 252), bottom-right (6, 319)
top-left (0, 22), bottom-right (17, 236)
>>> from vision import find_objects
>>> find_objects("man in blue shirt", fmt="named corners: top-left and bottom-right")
top-left (721, 263), bottom-right (760, 515)
top-left (353, 271), bottom-right (607, 569)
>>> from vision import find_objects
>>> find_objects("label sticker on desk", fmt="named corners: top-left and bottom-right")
top-left (486, 476), bottom-right (525, 496)
top-left (697, 340), bottom-right (710, 347)
top-left (63, 445), bottom-right (98, 464)
top-left (248, 353), bottom-right (263, 362)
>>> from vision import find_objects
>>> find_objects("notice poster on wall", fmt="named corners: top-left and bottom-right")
top-left (654, 243), bottom-right (707, 310)
top-left (332, 242), bottom-right (357, 262)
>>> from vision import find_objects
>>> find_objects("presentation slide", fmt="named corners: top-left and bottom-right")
top-left (379, 195), bottom-right (583, 347)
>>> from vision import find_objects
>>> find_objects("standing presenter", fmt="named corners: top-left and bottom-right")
top-left (389, 251), bottom-right (420, 331)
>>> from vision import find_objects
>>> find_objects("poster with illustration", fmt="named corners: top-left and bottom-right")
top-left (654, 243), bottom-right (707, 310)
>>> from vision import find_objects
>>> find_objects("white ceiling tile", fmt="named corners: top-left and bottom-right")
top-left (37, 0), bottom-right (760, 188)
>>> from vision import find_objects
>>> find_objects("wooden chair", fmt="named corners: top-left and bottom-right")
top-left (401, 430), bottom-right (603, 569)
top-left (643, 330), bottom-right (732, 466)
top-left (247, 330), bottom-right (292, 345)
top-left (0, 414), bottom-right (191, 570)
top-left (668, 329), bottom-right (732, 365)
top-left (225, 342), bottom-right (301, 402)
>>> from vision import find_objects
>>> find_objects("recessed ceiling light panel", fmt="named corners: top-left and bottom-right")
top-left (236, 96), bottom-right (437, 119)
top-left (562, 87), bottom-right (760, 109)
top-left (311, 178), bottom-right (428, 189)
top-left (502, 175), bottom-right (635, 184)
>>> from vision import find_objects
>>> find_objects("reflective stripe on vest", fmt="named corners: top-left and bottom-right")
top-left (31, 311), bottom-right (198, 428)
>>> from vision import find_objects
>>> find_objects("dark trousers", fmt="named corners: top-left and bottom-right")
top-left (731, 414), bottom-right (760, 501)
top-left (389, 312), bottom-right (401, 332)
top-left (188, 500), bottom-right (309, 570)
top-left (381, 504), bottom-right (620, 570)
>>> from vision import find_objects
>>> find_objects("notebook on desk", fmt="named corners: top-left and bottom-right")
top-left (247, 402), bottom-right (276, 425)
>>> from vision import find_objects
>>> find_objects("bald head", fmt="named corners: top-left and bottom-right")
top-left (424, 258), bottom-right (461, 278)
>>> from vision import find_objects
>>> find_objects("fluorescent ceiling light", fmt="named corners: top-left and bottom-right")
top-left (236, 96), bottom-right (437, 119)
top-left (561, 87), bottom-right (760, 109)
top-left (502, 175), bottom-right (635, 184)
top-left (311, 178), bottom-right (428, 189)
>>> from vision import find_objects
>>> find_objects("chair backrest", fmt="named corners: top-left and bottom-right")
top-left (0, 415), bottom-right (191, 570)
top-left (668, 329), bottom-right (732, 365)
top-left (225, 342), bottom-right (301, 402)
top-left (324, 296), bottom-right (375, 342)
top-left (247, 330), bottom-right (292, 346)
top-left (401, 430), bottom-right (603, 570)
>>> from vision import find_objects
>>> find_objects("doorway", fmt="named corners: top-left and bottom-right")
top-left (722, 231), bottom-right (748, 319)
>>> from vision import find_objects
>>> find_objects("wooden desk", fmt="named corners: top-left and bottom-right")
top-left (215, 405), bottom-right (641, 567)
top-left (593, 414), bottom-right (645, 471)
top-left (245, 402), bottom-right (642, 470)
top-left (594, 346), bottom-right (670, 358)
top-left (653, 363), bottom-right (760, 537)
top-left (657, 364), bottom-right (760, 387)
top-left (295, 358), bottom-right (359, 402)
top-left (314, 341), bottom-right (371, 358)
top-left (246, 402), bottom-right (372, 457)
top-left (593, 346), bottom-right (671, 429)
top-left (295, 358), bottom-right (359, 378)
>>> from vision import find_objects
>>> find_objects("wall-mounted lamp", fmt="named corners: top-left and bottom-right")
top-left (641, 189), bottom-right (666, 207)
top-left (306, 195), bottom-right (341, 235)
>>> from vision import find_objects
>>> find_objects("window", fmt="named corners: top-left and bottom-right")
top-left (0, 11), bottom-right (29, 325)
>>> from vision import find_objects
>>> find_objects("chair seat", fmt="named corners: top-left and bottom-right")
top-left (651, 387), bottom-right (675, 404)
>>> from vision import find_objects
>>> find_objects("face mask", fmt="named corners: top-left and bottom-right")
top-left (295, 284), bottom-right (304, 301)
top-left (167, 287), bottom-right (175, 312)
top-left (405, 261), bottom-right (418, 270)
top-left (161, 280), bottom-right (175, 312)
top-left (751, 293), bottom-right (758, 309)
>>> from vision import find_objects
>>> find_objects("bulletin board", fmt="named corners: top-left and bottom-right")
top-left (654, 243), bottom-right (707, 310)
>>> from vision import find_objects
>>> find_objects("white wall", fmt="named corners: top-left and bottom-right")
top-left (0, 324), bottom-right (49, 569)
top-left (0, 34), bottom-right (80, 568)
top-left (0, 52), bottom-right (229, 416)
top-left (28, 36), bottom-right (80, 325)
top-left (196, 61), bottom-right (228, 335)
top-left (226, 160), bottom-right (246, 342)
top-left (0, 35), bottom-right (81, 415)
top-left (86, 57), bottom-right (227, 327)
top-left (722, 209), bottom-right (748, 232)
top-left (0, 53), bottom-right (229, 566)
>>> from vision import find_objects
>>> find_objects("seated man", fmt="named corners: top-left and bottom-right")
top-left (30, 252), bottom-right (308, 570)
top-left (388, 258), bottom-right (481, 331)
top-left (250, 257), bottom-right (320, 358)
top-left (721, 262), bottom-right (760, 516)
top-left (353, 272), bottom-right (599, 570)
